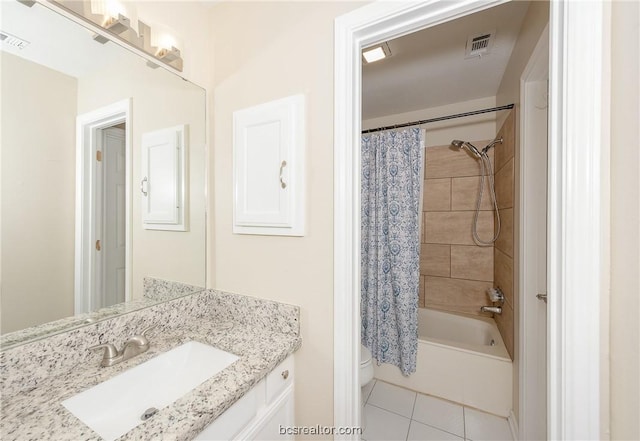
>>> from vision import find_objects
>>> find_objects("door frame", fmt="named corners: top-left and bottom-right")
top-left (333, 1), bottom-right (609, 439)
top-left (519, 24), bottom-right (549, 441)
top-left (75, 99), bottom-right (132, 314)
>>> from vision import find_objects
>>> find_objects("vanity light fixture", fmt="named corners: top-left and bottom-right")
top-left (157, 46), bottom-right (181, 62)
top-left (92, 13), bottom-right (131, 43)
top-left (53, 0), bottom-right (185, 72)
top-left (149, 23), bottom-right (183, 71)
top-left (146, 46), bottom-right (182, 70)
top-left (362, 42), bottom-right (391, 64)
top-left (102, 13), bottom-right (130, 34)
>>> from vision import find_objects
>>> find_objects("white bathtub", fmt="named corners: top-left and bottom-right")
top-left (373, 308), bottom-right (513, 417)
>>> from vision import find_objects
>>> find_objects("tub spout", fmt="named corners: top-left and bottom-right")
top-left (480, 305), bottom-right (502, 314)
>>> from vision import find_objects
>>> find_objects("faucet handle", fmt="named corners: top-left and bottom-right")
top-left (126, 325), bottom-right (155, 348)
top-left (89, 343), bottom-right (119, 360)
top-left (487, 287), bottom-right (505, 304)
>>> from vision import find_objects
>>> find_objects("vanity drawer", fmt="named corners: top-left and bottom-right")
top-left (265, 355), bottom-right (294, 404)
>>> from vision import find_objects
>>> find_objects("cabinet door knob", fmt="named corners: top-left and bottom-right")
top-left (281, 369), bottom-right (289, 380)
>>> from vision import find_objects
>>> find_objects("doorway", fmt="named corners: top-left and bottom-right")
top-left (75, 99), bottom-right (132, 314)
top-left (334, 1), bottom-right (608, 440)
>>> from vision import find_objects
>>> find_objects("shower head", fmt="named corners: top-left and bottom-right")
top-left (481, 137), bottom-right (504, 154)
top-left (450, 139), bottom-right (481, 158)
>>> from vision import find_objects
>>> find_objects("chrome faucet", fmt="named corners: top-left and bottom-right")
top-left (480, 287), bottom-right (504, 314)
top-left (89, 326), bottom-right (155, 367)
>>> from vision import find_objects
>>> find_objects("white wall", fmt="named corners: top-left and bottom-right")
top-left (208, 1), bottom-right (364, 432)
top-left (1, 52), bottom-right (77, 332)
top-left (363, 96), bottom-right (497, 146)
top-left (495, 1), bottom-right (549, 122)
top-left (610, 1), bottom-right (640, 439)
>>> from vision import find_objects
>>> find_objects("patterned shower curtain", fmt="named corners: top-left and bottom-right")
top-left (361, 127), bottom-right (423, 376)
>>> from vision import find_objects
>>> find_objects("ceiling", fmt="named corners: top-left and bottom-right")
top-left (362, 1), bottom-right (530, 120)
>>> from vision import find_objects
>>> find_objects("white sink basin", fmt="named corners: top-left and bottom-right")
top-left (62, 341), bottom-right (239, 441)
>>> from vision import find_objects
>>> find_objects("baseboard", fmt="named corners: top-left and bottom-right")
top-left (508, 409), bottom-right (519, 441)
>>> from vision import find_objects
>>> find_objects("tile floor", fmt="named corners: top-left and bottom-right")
top-left (362, 380), bottom-right (513, 441)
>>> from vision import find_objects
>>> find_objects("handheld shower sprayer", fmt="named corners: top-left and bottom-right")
top-left (448, 137), bottom-right (504, 246)
top-left (450, 139), bottom-right (481, 158)
top-left (481, 137), bottom-right (503, 155)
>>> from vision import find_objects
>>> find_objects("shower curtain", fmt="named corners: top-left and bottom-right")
top-left (361, 127), bottom-right (424, 376)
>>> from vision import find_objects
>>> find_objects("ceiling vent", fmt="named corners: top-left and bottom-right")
top-left (0, 31), bottom-right (30, 50)
top-left (465, 30), bottom-right (495, 59)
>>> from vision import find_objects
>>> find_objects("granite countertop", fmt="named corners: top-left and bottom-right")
top-left (0, 319), bottom-right (302, 441)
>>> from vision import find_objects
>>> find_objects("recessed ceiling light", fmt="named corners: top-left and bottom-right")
top-left (363, 43), bottom-right (391, 64)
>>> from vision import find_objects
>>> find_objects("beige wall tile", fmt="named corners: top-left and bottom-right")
top-left (495, 207), bottom-right (513, 258)
top-left (425, 211), bottom-right (494, 245)
top-left (494, 110), bottom-right (515, 171)
top-left (494, 109), bottom-right (515, 360)
top-left (420, 244), bottom-right (450, 277)
top-left (424, 276), bottom-right (493, 317)
top-left (494, 248), bottom-right (514, 306)
top-left (450, 245), bottom-right (493, 282)
top-left (425, 143), bottom-right (494, 179)
top-left (494, 301), bottom-right (514, 360)
top-left (451, 176), bottom-right (493, 211)
top-left (495, 158), bottom-right (514, 210)
top-left (423, 178), bottom-right (451, 211)
top-left (418, 276), bottom-right (426, 308)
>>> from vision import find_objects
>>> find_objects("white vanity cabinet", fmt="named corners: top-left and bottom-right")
top-left (194, 355), bottom-right (294, 441)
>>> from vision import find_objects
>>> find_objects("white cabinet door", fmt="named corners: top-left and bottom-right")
top-left (251, 386), bottom-right (294, 441)
top-left (195, 356), bottom-right (295, 441)
top-left (233, 95), bottom-right (305, 236)
top-left (141, 125), bottom-right (187, 231)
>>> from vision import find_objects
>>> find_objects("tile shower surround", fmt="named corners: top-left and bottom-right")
top-left (419, 140), bottom-right (495, 316)
top-left (0, 289), bottom-right (301, 440)
top-left (492, 111), bottom-right (516, 359)
top-left (419, 110), bottom-right (515, 359)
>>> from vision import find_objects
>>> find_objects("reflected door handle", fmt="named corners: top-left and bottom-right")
top-left (95, 240), bottom-right (101, 251)
top-left (536, 293), bottom-right (547, 303)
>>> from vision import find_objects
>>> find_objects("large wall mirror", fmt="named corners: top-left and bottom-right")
top-left (0, 0), bottom-right (206, 347)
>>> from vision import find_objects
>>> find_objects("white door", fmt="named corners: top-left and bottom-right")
top-left (531, 78), bottom-right (548, 439)
top-left (520, 30), bottom-right (549, 439)
top-left (101, 127), bottom-right (126, 307)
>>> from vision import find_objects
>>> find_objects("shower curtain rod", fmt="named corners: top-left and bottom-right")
top-left (361, 103), bottom-right (515, 134)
